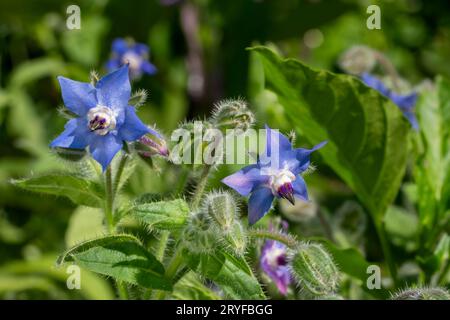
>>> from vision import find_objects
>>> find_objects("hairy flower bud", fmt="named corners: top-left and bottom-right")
top-left (339, 45), bottom-right (376, 75)
top-left (391, 287), bottom-right (450, 300)
top-left (203, 191), bottom-right (237, 231)
top-left (181, 211), bottom-right (217, 254)
top-left (289, 242), bottom-right (340, 296)
top-left (136, 133), bottom-right (169, 158)
top-left (211, 99), bottom-right (255, 132)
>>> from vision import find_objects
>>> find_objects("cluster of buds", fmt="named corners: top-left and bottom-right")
top-left (181, 191), bottom-right (247, 256)
top-left (203, 191), bottom-right (247, 255)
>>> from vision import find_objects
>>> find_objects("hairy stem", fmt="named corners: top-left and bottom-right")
top-left (113, 153), bottom-right (128, 195)
top-left (190, 165), bottom-right (211, 210)
top-left (105, 166), bottom-right (128, 299)
top-left (248, 228), bottom-right (298, 248)
top-left (156, 231), bottom-right (170, 261)
top-left (104, 167), bottom-right (114, 233)
top-left (375, 221), bottom-right (398, 287)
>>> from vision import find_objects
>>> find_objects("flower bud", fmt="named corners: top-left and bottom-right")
top-left (339, 45), bottom-right (376, 75)
top-left (211, 99), bottom-right (255, 132)
top-left (289, 242), bottom-right (339, 296)
top-left (181, 211), bottom-right (217, 254)
top-left (391, 287), bottom-right (450, 300)
top-left (203, 191), bottom-right (237, 231)
top-left (136, 134), bottom-right (169, 158)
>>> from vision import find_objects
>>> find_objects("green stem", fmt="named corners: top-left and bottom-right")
top-left (190, 165), bottom-right (211, 210)
top-left (156, 247), bottom-right (185, 300)
top-left (156, 231), bottom-right (170, 261)
top-left (117, 282), bottom-right (129, 300)
top-left (113, 153), bottom-right (128, 195)
top-left (104, 167), bottom-right (114, 233)
top-left (248, 228), bottom-right (299, 248)
top-left (104, 166), bottom-right (128, 299)
top-left (375, 221), bottom-right (398, 287)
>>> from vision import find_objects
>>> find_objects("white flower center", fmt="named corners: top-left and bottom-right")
top-left (121, 51), bottom-right (142, 71)
top-left (268, 168), bottom-right (296, 195)
top-left (266, 246), bottom-right (286, 268)
top-left (87, 105), bottom-right (116, 135)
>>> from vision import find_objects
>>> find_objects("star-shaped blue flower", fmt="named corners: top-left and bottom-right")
top-left (221, 125), bottom-right (326, 225)
top-left (106, 38), bottom-right (157, 79)
top-left (361, 73), bottom-right (419, 130)
top-left (50, 65), bottom-right (159, 171)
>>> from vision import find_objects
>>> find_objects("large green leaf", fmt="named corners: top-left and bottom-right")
top-left (11, 174), bottom-right (103, 208)
top-left (57, 234), bottom-right (171, 290)
top-left (184, 250), bottom-right (265, 300)
top-left (415, 76), bottom-right (450, 243)
top-left (251, 46), bottom-right (410, 219)
top-left (128, 199), bottom-right (189, 230)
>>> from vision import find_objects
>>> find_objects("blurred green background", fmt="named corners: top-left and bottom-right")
top-left (0, 0), bottom-right (449, 299)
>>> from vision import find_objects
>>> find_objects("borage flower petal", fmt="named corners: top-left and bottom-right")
top-left (361, 73), bottom-right (419, 129)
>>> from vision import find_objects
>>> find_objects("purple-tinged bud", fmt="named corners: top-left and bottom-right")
top-left (137, 135), bottom-right (169, 158)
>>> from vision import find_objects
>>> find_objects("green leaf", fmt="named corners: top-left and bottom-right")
top-left (384, 205), bottom-right (419, 240)
top-left (184, 250), bottom-right (265, 300)
top-left (57, 234), bottom-right (172, 290)
top-left (415, 76), bottom-right (450, 238)
top-left (172, 271), bottom-right (220, 300)
top-left (11, 174), bottom-right (103, 208)
top-left (251, 46), bottom-right (410, 219)
top-left (129, 199), bottom-right (189, 230)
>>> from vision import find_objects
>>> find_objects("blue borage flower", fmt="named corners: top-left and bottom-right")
top-left (260, 221), bottom-right (291, 295)
top-left (50, 65), bottom-right (161, 171)
top-left (106, 38), bottom-right (157, 79)
top-left (221, 125), bottom-right (326, 225)
top-left (261, 239), bottom-right (291, 295)
top-left (361, 73), bottom-right (419, 130)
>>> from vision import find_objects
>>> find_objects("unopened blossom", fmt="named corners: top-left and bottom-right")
top-left (221, 125), bottom-right (326, 225)
top-left (106, 38), bottom-right (157, 79)
top-left (50, 65), bottom-right (160, 171)
top-left (261, 238), bottom-right (291, 295)
top-left (361, 73), bottom-right (419, 130)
